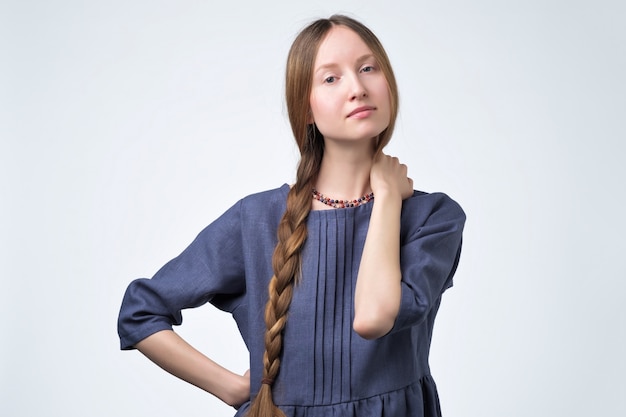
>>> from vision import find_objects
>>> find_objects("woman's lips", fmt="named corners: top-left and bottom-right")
top-left (347, 106), bottom-right (376, 118)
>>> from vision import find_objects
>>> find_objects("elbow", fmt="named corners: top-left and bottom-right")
top-left (352, 307), bottom-right (397, 340)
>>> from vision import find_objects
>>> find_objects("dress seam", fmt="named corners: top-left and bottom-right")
top-left (278, 377), bottom-right (430, 407)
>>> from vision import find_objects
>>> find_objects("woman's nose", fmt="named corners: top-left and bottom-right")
top-left (349, 75), bottom-right (368, 100)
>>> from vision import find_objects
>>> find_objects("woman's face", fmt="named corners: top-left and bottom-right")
top-left (309, 25), bottom-right (391, 146)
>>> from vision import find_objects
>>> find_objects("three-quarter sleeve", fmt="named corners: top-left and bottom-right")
top-left (390, 193), bottom-right (466, 333)
top-left (117, 200), bottom-right (246, 350)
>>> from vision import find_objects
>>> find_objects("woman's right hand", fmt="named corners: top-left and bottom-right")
top-left (229, 369), bottom-right (251, 409)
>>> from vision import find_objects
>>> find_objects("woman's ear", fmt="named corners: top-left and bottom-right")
top-left (307, 110), bottom-right (314, 125)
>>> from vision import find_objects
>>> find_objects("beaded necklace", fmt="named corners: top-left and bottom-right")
top-left (312, 188), bottom-right (374, 209)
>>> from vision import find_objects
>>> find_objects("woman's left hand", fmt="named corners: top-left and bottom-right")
top-left (370, 153), bottom-right (414, 200)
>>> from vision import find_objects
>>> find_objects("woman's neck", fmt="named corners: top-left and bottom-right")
top-left (315, 140), bottom-right (375, 199)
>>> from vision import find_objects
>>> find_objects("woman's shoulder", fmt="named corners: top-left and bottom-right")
top-left (402, 189), bottom-right (466, 226)
top-left (237, 183), bottom-right (290, 215)
top-left (240, 183), bottom-right (290, 202)
top-left (409, 189), bottom-right (463, 210)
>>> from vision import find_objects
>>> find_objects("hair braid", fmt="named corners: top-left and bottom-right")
top-left (247, 149), bottom-right (319, 417)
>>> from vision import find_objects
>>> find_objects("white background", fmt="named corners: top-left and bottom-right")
top-left (2, 1), bottom-right (624, 416)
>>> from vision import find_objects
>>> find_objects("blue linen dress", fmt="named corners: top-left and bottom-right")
top-left (118, 183), bottom-right (465, 417)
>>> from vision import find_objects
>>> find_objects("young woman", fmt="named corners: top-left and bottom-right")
top-left (118, 15), bottom-right (465, 417)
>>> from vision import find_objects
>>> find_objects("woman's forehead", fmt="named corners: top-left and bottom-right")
top-left (314, 26), bottom-right (373, 67)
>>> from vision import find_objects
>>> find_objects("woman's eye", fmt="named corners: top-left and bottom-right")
top-left (361, 65), bottom-right (374, 73)
top-left (324, 76), bottom-right (336, 84)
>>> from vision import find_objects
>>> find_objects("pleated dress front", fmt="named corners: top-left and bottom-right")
top-left (118, 184), bottom-right (465, 417)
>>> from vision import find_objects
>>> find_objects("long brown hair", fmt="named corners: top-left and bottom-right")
top-left (247, 15), bottom-right (399, 417)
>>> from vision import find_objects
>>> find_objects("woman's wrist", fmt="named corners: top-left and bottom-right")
top-left (372, 187), bottom-right (403, 211)
top-left (221, 370), bottom-right (250, 408)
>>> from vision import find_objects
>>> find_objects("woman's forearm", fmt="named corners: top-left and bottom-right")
top-left (135, 330), bottom-right (249, 408)
top-left (353, 189), bottom-right (403, 339)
